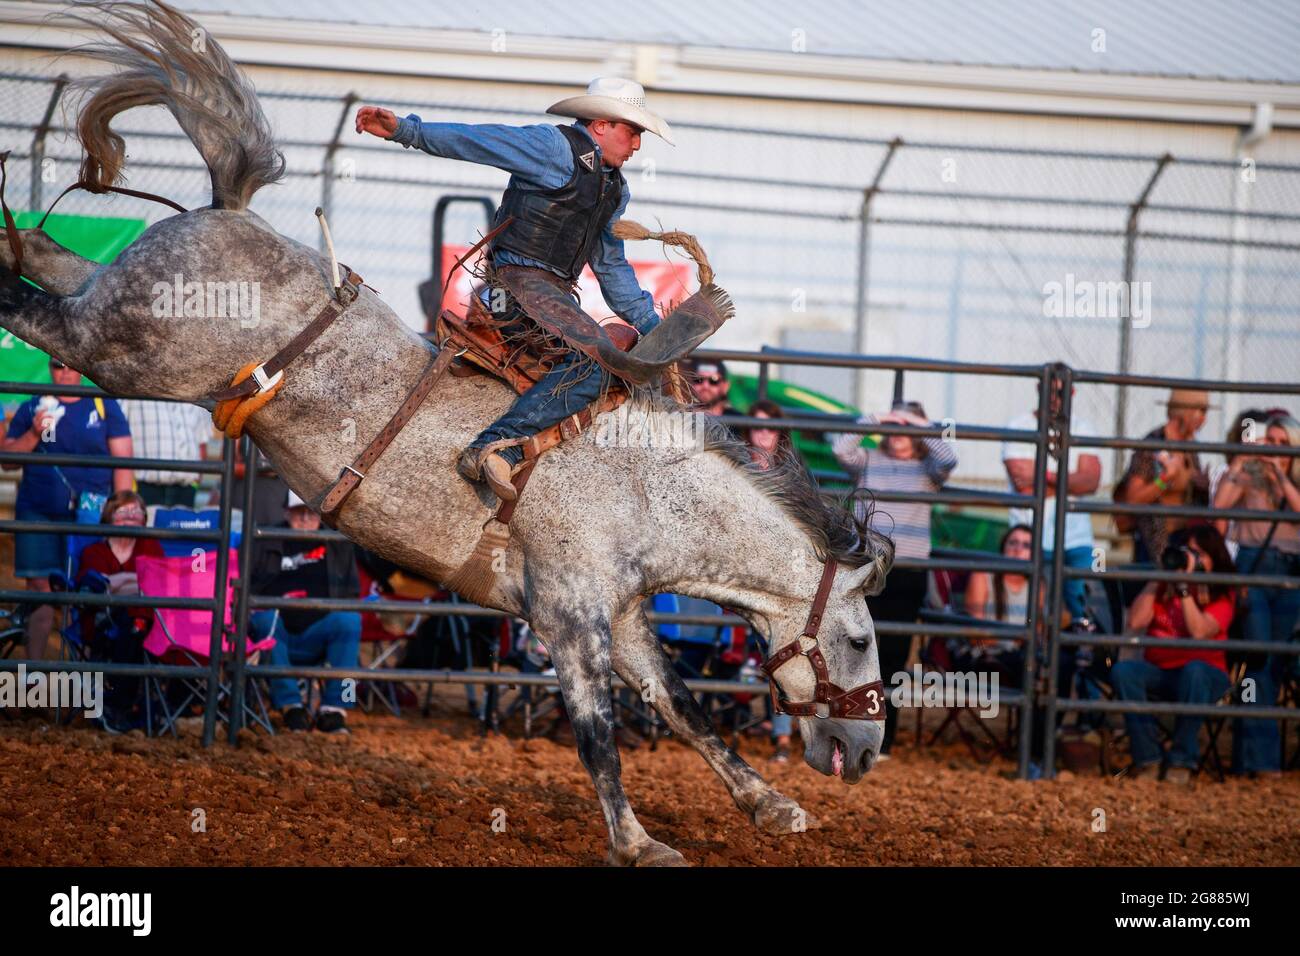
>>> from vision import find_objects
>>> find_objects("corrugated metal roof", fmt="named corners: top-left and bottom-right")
top-left (144, 0), bottom-right (1300, 84)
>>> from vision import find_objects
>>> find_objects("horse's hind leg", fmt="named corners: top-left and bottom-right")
top-left (533, 602), bottom-right (686, 866)
top-left (611, 605), bottom-right (816, 836)
top-left (0, 230), bottom-right (100, 295)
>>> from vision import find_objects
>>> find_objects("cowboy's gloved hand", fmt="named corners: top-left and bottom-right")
top-left (355, 106), bottom-right (399, 139)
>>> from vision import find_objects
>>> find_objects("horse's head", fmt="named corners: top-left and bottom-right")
top-left (764, 553), bottom-right (891, 785)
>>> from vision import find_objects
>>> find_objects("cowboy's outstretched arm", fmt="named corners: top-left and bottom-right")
top-left (378, 110), bottom-right (572, 187)
top-left (590, 191), bottom-right (660, 336)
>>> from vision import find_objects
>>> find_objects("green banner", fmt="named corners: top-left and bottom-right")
top-left (1, 212), bottom-right (147, 409)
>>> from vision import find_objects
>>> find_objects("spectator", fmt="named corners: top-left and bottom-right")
top-left (250, 490), bottom-right (361, 734)
top-left (0, 358), bottom-right (133, 662)
top-left (962, 519), bottom-right (1105, 772)
top-left (77, 491), bottom-right (165, 732)
top-left (957, 524), bottom-right (1033, 677)
top-left (1002, 382), bottom-right (1103, 621)
top-left (1115, 389), bottom-right (1213, 564)
top-left (1209, 408), bottom-right (1269, 553)
top-left (1214, 412), bottom-right (1300, 776)
top-left (1110, 526), bottom-right (1237, 784)
top-left (684, 358), bottom-right (739, 418)
top-left (230, 440), bottom-right (292, 530)
top-left (78, 491), bottom-right (165, 640)
top-left (119, 399), bottom-right (213, 508)
top-left (740, 399), bottom-right (793, 759)
top-left (743, 399), bottom-right (793, 470)
top-left (832, 400), bottom-right (957, 757)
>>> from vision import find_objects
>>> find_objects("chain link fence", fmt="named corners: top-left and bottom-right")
top-left (3, 69), bottom-right (1300, 487)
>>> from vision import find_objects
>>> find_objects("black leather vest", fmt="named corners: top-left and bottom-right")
top-left (489, 125), bottom-right (625, 282)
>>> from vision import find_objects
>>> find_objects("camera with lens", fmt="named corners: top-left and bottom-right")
top-left (1160, 545), bottom-right (1194, 572)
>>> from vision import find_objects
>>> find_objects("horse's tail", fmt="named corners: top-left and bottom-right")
top-left (63, 0), bottom-right (284, 211)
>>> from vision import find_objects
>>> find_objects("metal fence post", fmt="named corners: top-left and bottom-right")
top-left (28, 75), bottom-right (67, 212)
top-left (1017, 364), bottom-right (1055, 778)
top-left (227, 436), bottom-right (260, 743)
top-left (852, 137), bottom-right (902, 412)
top-left (1113, 153), bottom-right (1172, 479)
top-left (1041, 362), bottom-right (1073, 778)
top-left (319, 92), bottom-right (359, 250)
top-left (201, 435), bottom-right (238, 748)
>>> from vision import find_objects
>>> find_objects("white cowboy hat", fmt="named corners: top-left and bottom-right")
top-left (547, 77), bottom-right (674, 146)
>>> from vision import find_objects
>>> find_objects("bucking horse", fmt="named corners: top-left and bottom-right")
top-left (0, 1), bottom-right (894, 865)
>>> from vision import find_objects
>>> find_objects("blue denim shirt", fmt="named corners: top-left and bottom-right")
top-left (391, 116), bottom-right (660, 335)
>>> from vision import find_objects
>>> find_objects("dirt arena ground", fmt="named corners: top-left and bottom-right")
top-left (2, 695), bottom-right (1298, 867)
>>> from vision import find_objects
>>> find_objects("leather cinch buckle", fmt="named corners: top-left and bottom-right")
top-left (560, 413), bottom-right (583, 441)
top-left (251, 363), bottom-right (283, 394)
top-left (336, 276), bottom-right (360, 306)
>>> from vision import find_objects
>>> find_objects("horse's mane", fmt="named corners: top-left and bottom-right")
top-left (628, 390), bottom-right (896, 574)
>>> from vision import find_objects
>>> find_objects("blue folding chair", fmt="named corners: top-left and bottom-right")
top-left (47, 492), bottom-right (110, 665)
top-left (149, 506), bottom-right (241, 556)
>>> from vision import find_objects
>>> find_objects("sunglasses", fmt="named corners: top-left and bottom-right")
top-left (49, 360), bottom-right (69, 371)
top-left (698, 375), bottom-right (724, 386)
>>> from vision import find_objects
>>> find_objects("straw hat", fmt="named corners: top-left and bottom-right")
top-left (1164, 389), bottom-right (1218, 412)
top-left (547, 77), bottom-right (674, 145)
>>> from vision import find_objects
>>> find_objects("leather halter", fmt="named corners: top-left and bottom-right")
top-left (760, 558), bottom-right (885, 721)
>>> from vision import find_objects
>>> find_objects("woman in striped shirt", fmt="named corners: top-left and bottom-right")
top-left (832, 401), bottom-right (958, 756)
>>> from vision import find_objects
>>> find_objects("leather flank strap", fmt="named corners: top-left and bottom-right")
top-left (318, 345), bottom-right (458, 522)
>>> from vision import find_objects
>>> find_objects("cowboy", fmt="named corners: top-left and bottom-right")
top-left (355, 77), bottom-right (673, 501)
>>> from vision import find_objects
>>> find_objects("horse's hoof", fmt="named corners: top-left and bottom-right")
top-left (752, 792), bottom-right (819, 835)
top-left (614, 840), bottom-right (689, 867)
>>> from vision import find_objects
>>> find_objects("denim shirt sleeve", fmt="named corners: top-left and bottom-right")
top-left (389, 116), bottom-right (572, 189)
top-left (589, 186), bottom-right (660, 335)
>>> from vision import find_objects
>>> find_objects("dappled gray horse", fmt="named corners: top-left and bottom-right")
top-left (0, 1), bottom-right (893, 865)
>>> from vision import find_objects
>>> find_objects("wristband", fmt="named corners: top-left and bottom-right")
top-left (1174, 583), bottom-right (1191, 599)
top-left (1153, 475), bottom-right (1168, 491)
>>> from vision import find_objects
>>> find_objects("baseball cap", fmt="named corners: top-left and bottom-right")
top-left (686, 358), bottom-right (728, 380)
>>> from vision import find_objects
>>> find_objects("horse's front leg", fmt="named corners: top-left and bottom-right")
top-left (610, 605), bottom-right (816, 836)
top-left (534, 604), bottom-right (686, 866)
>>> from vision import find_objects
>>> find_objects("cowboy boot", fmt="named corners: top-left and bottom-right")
top-left (456, 446), bottom-right (517, 502)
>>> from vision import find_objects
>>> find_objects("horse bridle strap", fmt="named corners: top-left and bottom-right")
top-left (761, 558), bottom-right (885, 721)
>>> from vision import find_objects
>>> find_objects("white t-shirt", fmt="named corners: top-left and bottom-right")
top-left (1001, 410), bottom-right (1100, 553)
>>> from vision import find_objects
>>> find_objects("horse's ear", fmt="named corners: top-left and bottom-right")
top-left (845, 557), bottom-right (888, 597)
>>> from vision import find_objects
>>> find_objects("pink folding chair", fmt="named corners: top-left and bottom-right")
top-left (136, 550), bottom-right (276, 736)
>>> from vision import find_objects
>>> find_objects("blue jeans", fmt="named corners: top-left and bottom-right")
top-left (252, 610), bottom-right (361, 710)
top-left (1046, 545), bottom-right (1094, 621)
top-left (1231, 547), bottom-right (1300, 773)
top-left (471, 349), bottom-right (607, 466)
top-left (13, 504), bottom-right (74, 578)
top-left (1111, 659), bottom-right (1229, 769)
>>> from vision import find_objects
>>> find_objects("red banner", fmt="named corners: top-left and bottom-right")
top-left (438, 246), bottom-right (694, 320)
